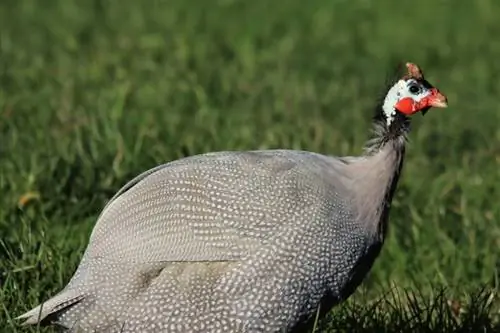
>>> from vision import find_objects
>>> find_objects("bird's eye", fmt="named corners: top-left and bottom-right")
top-left (408, 84), bottom-right (421, 95)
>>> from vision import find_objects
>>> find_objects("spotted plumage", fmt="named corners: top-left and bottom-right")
top-left (17, 62), bottom-right (448, 332)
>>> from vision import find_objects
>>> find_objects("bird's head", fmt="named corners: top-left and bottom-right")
top-left (382, 62), bottom-right (448, 126)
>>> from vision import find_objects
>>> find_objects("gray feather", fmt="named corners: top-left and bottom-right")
top-left (17, 148), bottom-right (401, 332)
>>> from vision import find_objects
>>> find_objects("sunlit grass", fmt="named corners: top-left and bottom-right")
top-left (1, 0), bottom-right (499, 331)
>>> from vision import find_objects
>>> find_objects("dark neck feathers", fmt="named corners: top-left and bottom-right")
top-left (364, 108), bottom-right (410, 155)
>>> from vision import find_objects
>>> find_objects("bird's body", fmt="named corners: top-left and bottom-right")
top-left (17, 62), bottom-right (448, 332)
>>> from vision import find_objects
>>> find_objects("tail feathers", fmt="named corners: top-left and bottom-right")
top-left (16, 289), bottom-right (84, 325)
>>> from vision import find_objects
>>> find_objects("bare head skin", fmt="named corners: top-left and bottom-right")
top-left (382, 62), bottom-right (448, 126)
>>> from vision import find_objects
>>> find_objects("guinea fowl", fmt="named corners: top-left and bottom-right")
top-left (18, 62), bottom-right (448, 332)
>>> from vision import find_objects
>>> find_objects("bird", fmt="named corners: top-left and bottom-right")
top-left (17, 62), bottom-right (448, 333)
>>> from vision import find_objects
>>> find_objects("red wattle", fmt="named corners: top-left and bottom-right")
top-left (394, 97), bottom-right (416, 115)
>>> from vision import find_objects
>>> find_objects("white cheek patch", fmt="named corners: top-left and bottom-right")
top-left (382, 80), bottom-right (405, 126)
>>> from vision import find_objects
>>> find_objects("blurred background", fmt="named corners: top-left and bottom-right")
top-left (1, 0), bottom-right (499, 331)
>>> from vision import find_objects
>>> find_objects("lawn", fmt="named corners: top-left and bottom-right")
top-left (1, 0), bottom-right (499, 332)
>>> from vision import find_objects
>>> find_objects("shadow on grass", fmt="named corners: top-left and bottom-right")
top-left (317, 285), bottom-right (499, 333)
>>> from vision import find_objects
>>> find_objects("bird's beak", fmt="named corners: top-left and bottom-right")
top-left (427, 88), bottom-right (448, 108)
top-left (420, 88), bottom-right (448, 117)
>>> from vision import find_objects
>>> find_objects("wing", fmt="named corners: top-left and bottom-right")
top-left (81, 150), bottom-right (352, 264)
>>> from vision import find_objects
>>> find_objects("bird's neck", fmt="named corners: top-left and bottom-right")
top-left (369, 140), bottom-right (406, 241)
top-left (364, 108), bottom-right (411, 155)
top-left (342, 79), bottom-right (413, 239)
top-left (347, 121), bottom-right (407, 240)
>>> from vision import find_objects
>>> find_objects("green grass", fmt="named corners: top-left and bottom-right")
top-left (1, 0), bottom-right (500, 332)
